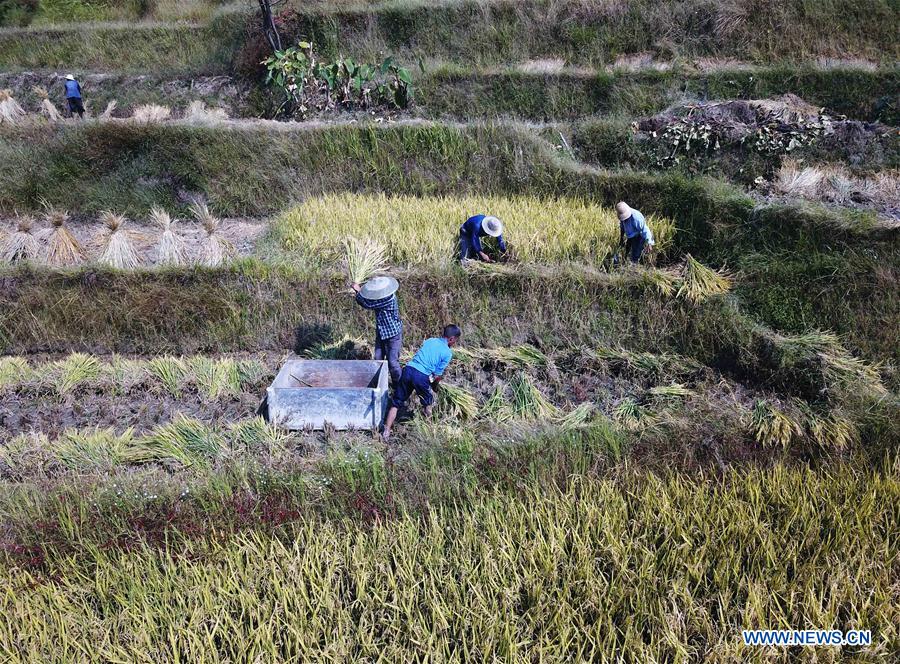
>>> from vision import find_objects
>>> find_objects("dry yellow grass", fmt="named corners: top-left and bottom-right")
top-left (275, 193), bottom-right (675, 267)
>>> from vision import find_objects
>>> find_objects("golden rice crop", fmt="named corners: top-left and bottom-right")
top-left (97, 211), bottom-right (142, 269)
top-left (749, 399), bottom-right (802, 449)
top-left (3, 466), bottom-right (893, 661)
top-left (0, 214), bottom-right (40, 263)
top-left (345, 236), bottom-right (388, 284)
top-left (436, 383), bottom-right (479, 420)
top-left (677, 254), bottom-right (732, 304)
top-left (276, 193), bottom-right (675, 266)
top-left (557, 402), bottom-right (597, 430)
top-left (508, 372), bottom-right (558, 420)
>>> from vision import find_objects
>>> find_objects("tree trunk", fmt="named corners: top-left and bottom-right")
top-left (258, 0), bottom-right (283, 53)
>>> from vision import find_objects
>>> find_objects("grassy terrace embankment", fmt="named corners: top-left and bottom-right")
top-left (5, 66), bottom-right (898, 125)
top-left (0, 121), bottom-right (896, 363)
top-left (0, 0), bottom-right (897, 74)
top-left (0, 264), bottom-right (894, 407)
top-left (0, 14), bottom-right (246, 74)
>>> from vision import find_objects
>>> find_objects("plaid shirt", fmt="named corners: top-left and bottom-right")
top-left (356, 292), bottom-right (403, 340)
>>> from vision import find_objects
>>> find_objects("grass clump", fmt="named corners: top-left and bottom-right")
top-left (53, 352), bottom-right (102, 394)
top-left (184, 100), bottom-right (229, 125)
top-left (54, 427), bottom-right (130, 471)
top-left (277, 193), bottom-right (674, 267)
top-left (0, 356), bottom-right (33, 386)
top-left (147, 356), bottom-right (188, 397)
top-left (188, 356), bottom-right (241, 399)
top-left (131, 104), bottom-right (172, 124)
top-left (557, 402), bottom-right (597, 430)
top-left (302, 335), bottom-right (369, 360)
top-left (508, 372), bottom-right (558, 420)
top-left (228, 416), bottom-right (290, 455)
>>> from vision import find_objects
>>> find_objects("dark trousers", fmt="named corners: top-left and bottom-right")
top-left (67, 98), bottom-right (84, 118)
top-left (392, 366), bottom-right (433, 409)
top-left (459, 231), bottom-right (476, 261)
top-left (375, 333), bottom-right (402, 385)
top-left (625, 236), bottom-right (646, 263)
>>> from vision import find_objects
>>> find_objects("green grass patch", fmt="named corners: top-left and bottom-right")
top-left (0, 12), bottom-right (245, 74)
top-left (264, 0), bottom-right (899, 71)
top-left (418, 66), bottom-right (900, 124)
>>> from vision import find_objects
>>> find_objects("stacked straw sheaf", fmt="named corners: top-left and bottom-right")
top-left (0, 205), bottom-right (236, 269)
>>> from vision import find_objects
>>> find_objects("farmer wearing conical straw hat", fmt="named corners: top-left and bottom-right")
top-left (63, 74), bottom-right (84, 119)
top-left (352, 276), bottom-right (402, 385)
top-left (616, 202), bottom-right (654, 264)
top-left (459, 214), bottom-right (507, 263)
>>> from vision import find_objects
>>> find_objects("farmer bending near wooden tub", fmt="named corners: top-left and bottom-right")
top-left (616, 202), bottom-right (655, 264)
top-left (381, 324), bottom-right (461, 442)
top-left (459, 214), bottom-right (506, 262)
top-left (352, 276), bottom-right (402, 385)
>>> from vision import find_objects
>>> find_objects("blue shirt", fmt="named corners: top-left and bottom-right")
top-left (356, 292), bottom-right (402, 340)
top-left (461, 214), bottom-right (507, 254)
top-left (407, 337), bottom-right (453, 377)
top-left (620, 209), bottom-right (654, 245)
top-left (64, 80), bottom-right (82, 99)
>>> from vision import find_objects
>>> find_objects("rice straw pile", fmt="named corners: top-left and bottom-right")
top-left (152, 207), bottom-right (187, 266)
top-left (41, 209), bottom-right (85, 267)
top-left (192, 201), bottom-right (235, 267)
top-left (97, 211), bottom-right (141, 269)
top-left (1, 214), bottom-right (40, 263)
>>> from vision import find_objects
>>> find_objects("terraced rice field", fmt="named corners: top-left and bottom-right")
top-left (0, 0), bottom-right (897, 660)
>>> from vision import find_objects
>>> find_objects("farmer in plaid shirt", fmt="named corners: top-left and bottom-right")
top-left (352, 276), bottom-right (403, 385)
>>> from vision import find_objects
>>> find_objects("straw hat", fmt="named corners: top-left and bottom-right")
top-left (359, 275), bottom-right (399, 300)
top-left (481, 215), bottom-right (503, 237)
top-left (616, 202), bottom-right (633, 221)
top-left (65, 74), bottom-right (76, 81)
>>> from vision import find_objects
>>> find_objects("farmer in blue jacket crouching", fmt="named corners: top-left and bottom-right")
top-left (381, 324), bottom-right (461, 441)
top-left (459, 214), bottom-right (506, 262)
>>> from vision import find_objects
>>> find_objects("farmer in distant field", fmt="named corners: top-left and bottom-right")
top-left (381, 324), bottom-right (461, 442)
top-left (63, 74), bottom-right (84, 119)
top-left (352, 276), bottom-right (403, 385)
top-left (616, 201), bottom-right (655, 264)
top-left (459, 214), bottom-right (507, 262)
